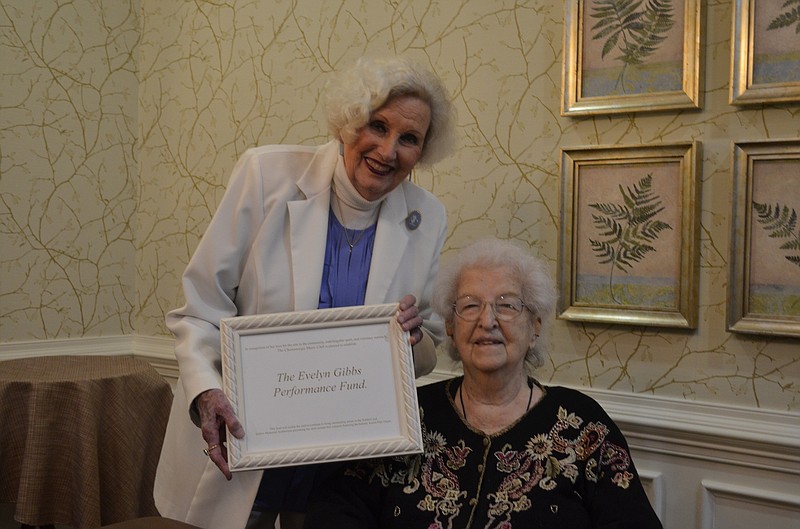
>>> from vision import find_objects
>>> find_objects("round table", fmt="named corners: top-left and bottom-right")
top-left (0, 355), bottom-right (173, 528)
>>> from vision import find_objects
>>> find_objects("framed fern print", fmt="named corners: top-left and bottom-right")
top-left (728, 140), bottom-right (800, 338)
top-left (730, 0), bottom-right (800, 105)
top-left (561, 0), bottom-right (704, 116)
top-left (558, 143), bottom-right (701, 328)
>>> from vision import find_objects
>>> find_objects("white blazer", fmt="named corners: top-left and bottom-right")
top-left (154, 141), bottom-right (448, 529)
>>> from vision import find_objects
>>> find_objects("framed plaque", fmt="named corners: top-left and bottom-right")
top-left (220, 303), bottom-right (423, 471)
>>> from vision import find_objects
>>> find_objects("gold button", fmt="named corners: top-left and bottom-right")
top-left (477, 464), bottom-right (484, 471)
top-left (469, 498), bottom-right (478, 506)
top-left (483, 438), bottom-right (490, 446)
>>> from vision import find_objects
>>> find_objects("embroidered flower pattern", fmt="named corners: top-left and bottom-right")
top-left (613, 470), bottom-right (634, 489)
top-left (525, 433), bottom-right (552, 461)
top-left (426, 430), bottom-right (448, 458)
top-left (494, 447), bottom-right (521, 473)
top-left (365, 404), bottom-right (636, 529)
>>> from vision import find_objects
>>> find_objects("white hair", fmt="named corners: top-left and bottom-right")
top-left (432, 239), bottom-right (557, 370)
top-left (323, 56), bottom-right (456, 166)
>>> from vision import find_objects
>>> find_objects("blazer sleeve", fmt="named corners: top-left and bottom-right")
top-left (413, 196), bottom-right (447, 376)
top-left (166, 148), bottom-right (268, 408)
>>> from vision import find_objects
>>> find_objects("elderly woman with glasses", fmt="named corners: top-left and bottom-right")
top-left (304, 238), bottom-right (663, 529)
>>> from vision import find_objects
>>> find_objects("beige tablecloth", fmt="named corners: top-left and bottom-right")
top-left (0, 355), bottom-right (174, 528)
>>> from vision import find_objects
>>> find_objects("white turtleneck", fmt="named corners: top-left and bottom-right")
top-left (331, 153), bottom-right (383, 230)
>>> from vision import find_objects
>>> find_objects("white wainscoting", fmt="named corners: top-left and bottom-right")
top-left (421, 367), bottom-right (800, 529)
top-left (701, 480), bottom-right (800, 529)
top-left (2, 337), bottom-right (798, 529)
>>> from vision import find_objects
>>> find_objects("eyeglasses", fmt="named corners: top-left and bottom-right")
top-left (453, 295), bottom-right (527, 322)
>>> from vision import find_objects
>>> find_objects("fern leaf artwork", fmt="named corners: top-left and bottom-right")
top-left (589, 0), bottom-right (675, 93)
top-left (588, 173), bottom-right (673, 304)
top-left (767, 0), bottom-right (800, 34)
top-left (752, 201), bottom-right (800, 268)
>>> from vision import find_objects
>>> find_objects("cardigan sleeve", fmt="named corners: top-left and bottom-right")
top-left (583, 408), bottom-right (663, 529)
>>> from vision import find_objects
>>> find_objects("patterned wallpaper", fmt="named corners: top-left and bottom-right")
top-left (1, 0), bottom-right (798, 412)
top-left (1, 0), bottom-right (139, 338)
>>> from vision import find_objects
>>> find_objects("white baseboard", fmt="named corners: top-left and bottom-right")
top-left (0, 334), bottom-right (179, 382)
top-left (0, 335), bottom-right (136, 358)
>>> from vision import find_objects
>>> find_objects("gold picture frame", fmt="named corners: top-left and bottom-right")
top-left (562, 0), bottom-right (704, 116)
top-left (728, 140), bottom-right (800, 338)
top-left (559, 142), bottom-right (701, 328)
top-left (730, 0), bottom-right (800, 105)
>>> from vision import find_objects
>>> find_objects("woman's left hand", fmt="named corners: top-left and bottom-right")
top-left (397, 294), bottom-right (424, 346)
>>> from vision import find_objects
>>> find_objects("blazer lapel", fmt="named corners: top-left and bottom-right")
top-left (286, 141), bottom-right (339, 310)
top-left (287, 189), bottom-right (330, 310)
top-left (365, 188), bottom-right (409, 304)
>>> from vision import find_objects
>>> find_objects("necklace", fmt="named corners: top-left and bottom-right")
top-left (459, 378), bottom-right (533, 424)
top-left (333, 194), bottom-right (367, 253)
top-left (343, 225), bottom-right (366, 253)
top-left (334, 194), bottom-right (367, 253)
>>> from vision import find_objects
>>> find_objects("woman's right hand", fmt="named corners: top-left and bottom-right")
top-left (196, 388), bottom-right (245, 480)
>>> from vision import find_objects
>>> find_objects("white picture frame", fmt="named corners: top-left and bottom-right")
top-left (220, 303), bottom-right (423, 471)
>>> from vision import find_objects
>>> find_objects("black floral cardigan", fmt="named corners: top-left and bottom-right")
top-left (305, 377), bottom-right (663, 529)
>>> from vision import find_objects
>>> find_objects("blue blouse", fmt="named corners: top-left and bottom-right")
top-left (318, 208), bottom-right (377, 308)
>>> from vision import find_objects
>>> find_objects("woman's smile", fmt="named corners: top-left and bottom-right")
top-left (342, 94), bottom-right (431, 201)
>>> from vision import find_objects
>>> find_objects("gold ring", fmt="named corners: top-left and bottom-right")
top-left (203, 444), bottom-right (220, 456)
